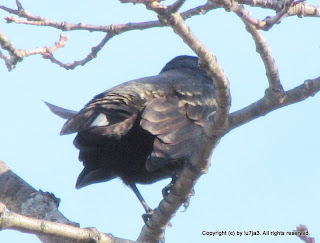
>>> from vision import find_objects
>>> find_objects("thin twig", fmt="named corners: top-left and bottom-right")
top-left (4, 15), bottom-right (162, 33)
top-left (43, 33), bottom-right (114, 70)
top-left (262, 0), bottom-right (294, 30)
top-left (211, 0), bottom-right (295, 30)
top-left (0, 32), bottom-right (68, 71)
top-left (0, 1), bottom-right (219, 32)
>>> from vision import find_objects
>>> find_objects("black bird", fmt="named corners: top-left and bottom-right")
top-left (46, 56), bottom-right (217, 214)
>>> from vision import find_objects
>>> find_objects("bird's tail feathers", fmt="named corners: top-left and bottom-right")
top-left (76, 167), bottom-right (116, 189)
top-left (44, 101), bottom-right (78, 119)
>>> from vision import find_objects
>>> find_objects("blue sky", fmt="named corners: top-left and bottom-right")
top-left (0, 0), bottom-right (319, 242)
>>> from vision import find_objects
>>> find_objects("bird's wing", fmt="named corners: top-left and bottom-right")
top-left (141, 95), bottom-right (214, 171)
top-left (60, 97), bottom-right (138, 139)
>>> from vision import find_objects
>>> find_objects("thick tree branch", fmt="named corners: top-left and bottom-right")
top-left (0, 160), bottom-right (74, 242)
top-left (228, 77), bottom-right (320, 131)
top-left (0, 161), bottom-right (139, 243)
top-left (137, 135), bottom-right (219, 243)
top-left (0, 203), bottom-right (137, 243)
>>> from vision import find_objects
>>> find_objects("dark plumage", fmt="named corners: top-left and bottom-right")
top-left (46, 56), bottom-right (217, 213)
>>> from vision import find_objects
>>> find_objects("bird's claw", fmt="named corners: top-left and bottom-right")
top-left (162, 172), bottom-right (180, 198)
top-left (142, 209), bottom-right (173, 228)
top-left (142, 210), bottom-right (154, 223)
top-left (182, 189), bottom-right (195, 212)
top-left (162, 182), bottom-right (174, 198)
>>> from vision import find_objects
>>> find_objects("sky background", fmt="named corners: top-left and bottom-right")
top-left (0, 0), bottom-right (319, 242)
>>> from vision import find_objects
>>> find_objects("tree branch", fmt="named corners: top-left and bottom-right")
top-left (0, 32), bottom-right (68, 71)
top-left (0, 160), bottom-right (75, 242)
top-left (228, 76), bottom-right (320, 131)
top-left (212, 0), bottom-right (302, 30)
top-left (0, 203), bottom-right (137, 243)
top-left (236, 0), bottom-right (320, 18)
top-left (42, 33), bottom-right (114, 70)
top-left (1, 2), bottom-right (218, 33)
top-left (244, 23), bottom-right (282, 91)
top-left (0, 2), bottom-right (219, 70)
top-left (0, 0), bottom-right (319, 71)
top-left (0, 160), bottom-right (139, 243)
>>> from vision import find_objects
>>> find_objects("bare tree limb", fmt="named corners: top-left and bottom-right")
top-left (3, 15), bottom-right (161, 33)
top-left (228, 77), bottom-right (320, 131)
top-left (0, 3), bottom-right (216, 33)
top-left (0, 203), bottom-right (138, 243)
top-left (0, 0), bottom-right (319, 71)
top-left (0, 32), bottom-right (68, 71)
top-left (0, 2), bottom-right (219, 70)
top-left (0, 2), bottom-right (218, 33)
top-left (236, 0), bottom-right (320, 17)
top-left (0, 160), bottom-right (75, 243)
top-left (42, 33), bottom-right (114, 70)
top-left (213, 0), bottom-right (285, 102)
top-left (212, 0), bottom-right (302, 30)
top-left (0, 160), bottom-right (140, 243)
top-left (288, 1), bottom-right (320, 17)
top-left (242, 22), bottom-right (284, 103)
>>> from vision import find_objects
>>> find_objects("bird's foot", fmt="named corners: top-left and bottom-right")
top-left (162, 181), bottom-right (174, 198)
top-left (142, 209), bottom-right (154, 223)
top-left (162, 172), bottom-right (180, 198)
top-left (142, 209), bottom-right (173, 228)
top-left (181, 189), bottom-right (195, 212)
